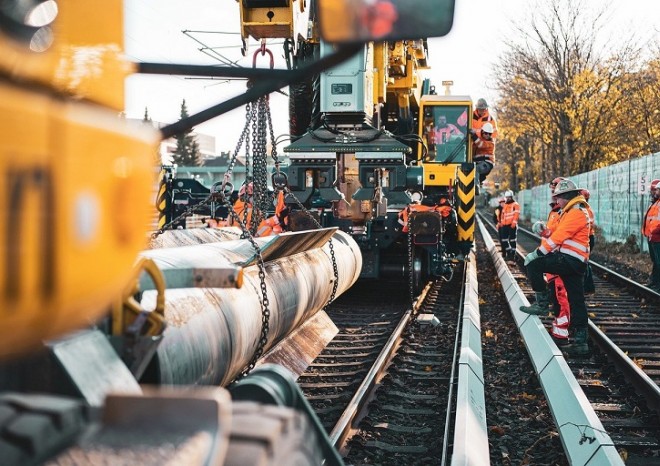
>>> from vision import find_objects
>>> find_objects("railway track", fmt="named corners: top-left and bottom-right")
top-left (480, 213), bottom-right (660, 463)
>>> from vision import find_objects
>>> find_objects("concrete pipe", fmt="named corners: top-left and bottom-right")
top-left (138, 229), bottom-right (361, 387)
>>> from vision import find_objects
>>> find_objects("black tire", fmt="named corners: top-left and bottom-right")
top-left (0, 393), bottom-right (88, 466)
top-left (224, 402), bottom-right (323, 466)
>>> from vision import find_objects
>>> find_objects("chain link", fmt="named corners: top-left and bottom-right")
top-left (408, 221), bottom-right (414, 307)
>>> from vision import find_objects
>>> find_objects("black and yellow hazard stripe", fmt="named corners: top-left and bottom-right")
top-left (156, 168), bottom-right (170, 229)
top-left (456, 163), bottom-right (475, 242)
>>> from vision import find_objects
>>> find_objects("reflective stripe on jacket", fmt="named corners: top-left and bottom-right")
top-left (500, 201), bottom-right (520, 226)
top-left (539, 195), bottom-right (591, 262)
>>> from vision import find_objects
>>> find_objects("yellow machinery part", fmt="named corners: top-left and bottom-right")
top-left (456, 165), bottom-right (476, 242)
top-left (0, 0), bottom-right (130, 110)
top-left (0, 81), bottom-right (159, 358)
top-left (422, 164), bottom-right (457, 188)
top-left (112, 258), bottom-right (166, 338)
top-left (238, 0), bottom-right (310, 43)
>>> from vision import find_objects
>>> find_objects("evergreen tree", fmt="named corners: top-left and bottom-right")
top-left (172, 100), bottom-right (201, 167)
top-left (142, 107), bottom-right (152, 125)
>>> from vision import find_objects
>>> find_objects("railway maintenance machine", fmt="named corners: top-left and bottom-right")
top-left (0, 0), bottom-right (457, 464)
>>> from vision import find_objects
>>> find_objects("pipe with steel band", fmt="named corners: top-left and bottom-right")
top-left (138, 229), bottom-right (361, 386)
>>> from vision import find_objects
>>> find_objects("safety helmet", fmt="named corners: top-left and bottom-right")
top-left (552, 179), bottom-right (581, 198)
top-left (580, 189), bottom-right (590, 200)
top-left (549, 176), bottom-right (566, 191)
top-left (651, 179), bottom-right (660, 191)
top-left (504, 190), bottom-right (514, 198)
top-left (532, 221), bottom-right (547, 235)
top-left (476, 98), bottom-right (488, 109)
top-left (481, 122), bottom-right (494, 134)
top-left (238, 181), bottom-right (254, 197)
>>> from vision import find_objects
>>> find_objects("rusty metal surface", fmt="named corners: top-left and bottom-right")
top-left (256, 311), bottom-right (338, 379)
top-left (139, 230), bottom-right (361, 386)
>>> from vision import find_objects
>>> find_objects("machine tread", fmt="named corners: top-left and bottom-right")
top-left (0, 393), bottom-right (88, 466)
top-left (224, 401), bottom-right (322, 466)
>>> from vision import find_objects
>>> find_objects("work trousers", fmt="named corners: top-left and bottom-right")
top-left (649, 239), bottom-right (660, 285)
top-left (548, 277), bottom-right (570, 340)
top-left (527, 253), bottom-right (587, 328)
top-left (500, 225), bottom-right (517, 254)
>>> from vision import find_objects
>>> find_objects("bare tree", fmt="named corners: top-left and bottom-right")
top-left (494, 0), bottom-right (643, 183)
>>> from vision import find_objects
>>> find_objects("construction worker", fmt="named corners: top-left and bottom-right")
top-left (470, 122), bottom-right (495, 184)
top-left (580, 189), bottom-right (596, 294)
top-left (642, 179), bottom-right (660, 288)
top-left (544, 190), bottom-right (570, 345)
top-left (429, 114), bottom-right (462, 149)
top-left (500, 190), bottom-right (520, 260)
top-left (230, 182), bottom-right (255, 230)
top-left (520, 178), bottom-right (591, 356)
top-left (493, 197), bottom-right (505, 250)
top-left (472, 98), bottom-right (498, 139)
top-left (398, 196), bottom-right (453, 233)
top-left (256, 191), bottom-right (290, 237)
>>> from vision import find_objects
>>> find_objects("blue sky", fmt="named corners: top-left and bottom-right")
top-left (124, 0), bottom-right (660, 153)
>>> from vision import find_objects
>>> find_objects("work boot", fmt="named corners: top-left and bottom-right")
top-left (519, 291), bottom-right (550, 315)
top-left (563, 328), bottom-right (590, 356)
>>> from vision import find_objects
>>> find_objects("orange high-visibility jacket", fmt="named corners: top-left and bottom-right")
top-left (500, 201), bottom-right (520, 227)
top-left (230, 199), bottom-right (253, 229)
top-left (538, 195), bottom-right (591, 262)
top-left (472, 110), bottom-right (499, 139)
top-left (643, 199), bottom-right (660, 241)
top-left (473, 132), bottom-right (495, 161)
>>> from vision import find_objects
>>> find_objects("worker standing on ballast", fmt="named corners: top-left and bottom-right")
top-left (642, 179), bottom-right (660, 289)
top-left (500, 190), bottom-right (520, 261)
top-left (519, 178), bottom-right (591, 356)
top-left (494, 197), bottom-right (505, 251)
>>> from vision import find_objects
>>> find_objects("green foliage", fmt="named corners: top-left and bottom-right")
top-left (172, 100), bottom-right (201, 167)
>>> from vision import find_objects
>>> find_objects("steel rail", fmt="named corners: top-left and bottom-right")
top-left (328, 281), bottom-right (432, 449)
top-left (477, 214), bottom-right (624, 465)
top-left (512, 222), bottom-right (660, 414)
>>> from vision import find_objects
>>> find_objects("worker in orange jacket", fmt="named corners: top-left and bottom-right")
top-left (470, 122), bottom-right (495, 184)
top-left (520, 178), bottom-right (591, 356)
top-left (229, 182), bottom-right (255, 231)
top-left (543, 178), bottom-right (570, 345)
top-left (642, 179), bottom-right (660, 288)
top-left (493, 197), bottom-right (505, 251)
top-left (500, 190), bottom-right (520, 261)
top-left (472, 98), bottom-right (498, 139)
top-left (256, 191), bottom-right (290, 237)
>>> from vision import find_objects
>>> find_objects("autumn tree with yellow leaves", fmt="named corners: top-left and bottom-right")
top-left (492, 0), bottom-right (659, 190)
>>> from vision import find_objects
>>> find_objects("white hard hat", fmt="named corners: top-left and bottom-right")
top-left (481, 122), bottom-right (494, 134)
top-left (504, 190), bottom-right (514, 197)
top-left (552, 179), bottom-right (581, 198)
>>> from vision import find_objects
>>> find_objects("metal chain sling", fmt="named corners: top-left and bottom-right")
top-left (264, 98), bottom-right (340, 309)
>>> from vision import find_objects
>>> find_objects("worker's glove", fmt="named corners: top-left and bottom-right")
top-left (524, 249), bottom-right (543, 266)
top-left (540, 228), bottom-right (551, 238)
top-left (469, 129), bottom-right (477, 141)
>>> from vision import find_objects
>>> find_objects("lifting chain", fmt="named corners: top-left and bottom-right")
top-left (408, 222), bottom-right (415, 308)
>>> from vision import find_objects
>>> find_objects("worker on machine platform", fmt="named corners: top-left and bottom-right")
top-left (470, 121), bottom-right (495, 184)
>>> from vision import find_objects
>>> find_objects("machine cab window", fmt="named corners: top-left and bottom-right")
top-left (422, 105), bottom-right (469, 163)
